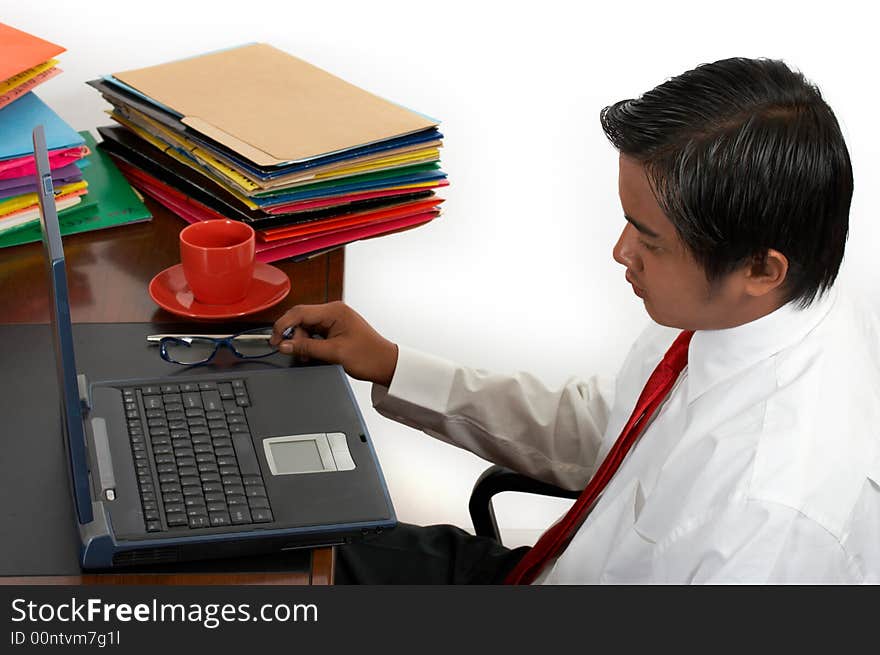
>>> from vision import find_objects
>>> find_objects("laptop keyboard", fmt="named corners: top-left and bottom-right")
top-left (123, 379), bottom-right (274, 532)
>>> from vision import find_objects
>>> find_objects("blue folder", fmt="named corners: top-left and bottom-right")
top-left (0, 92), bottom-right (85, 160)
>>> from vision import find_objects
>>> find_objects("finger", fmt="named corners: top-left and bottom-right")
top-left (280, 333), bottom-right (338, 364)
top-left (278, 326), bottom-right (311, 354)
top-left (272, 303), bottom-right (340, 342)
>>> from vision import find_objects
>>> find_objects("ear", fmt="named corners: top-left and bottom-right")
top-left (743, 249), bottom-right (789, 298)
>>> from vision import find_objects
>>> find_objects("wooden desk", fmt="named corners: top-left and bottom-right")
top-left (0, 198), bottom-right (343, 585)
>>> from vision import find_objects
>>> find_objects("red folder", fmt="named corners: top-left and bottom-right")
top-left (122, 163), bottom-right (440, 262)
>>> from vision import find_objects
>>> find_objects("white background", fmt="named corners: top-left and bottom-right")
top-left (4, 0), bottom-right (878, 544)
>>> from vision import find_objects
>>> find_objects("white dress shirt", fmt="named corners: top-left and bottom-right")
top-left (371, 285), bottom-right (880, 583)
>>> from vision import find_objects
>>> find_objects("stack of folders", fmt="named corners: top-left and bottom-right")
top-left (88, 43), bottom-right (448, 262)
top-left (0, 24), bottom-right (90, 236)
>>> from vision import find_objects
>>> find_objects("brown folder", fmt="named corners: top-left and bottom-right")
top-left (113, 43), bottom-right (438, 167)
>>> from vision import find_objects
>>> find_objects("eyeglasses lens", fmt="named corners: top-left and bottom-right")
top-left (163, 338), bottom-right (220, 365)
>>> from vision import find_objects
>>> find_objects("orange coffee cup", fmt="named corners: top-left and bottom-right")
top-left (179, 219), bottom-right (256, 305)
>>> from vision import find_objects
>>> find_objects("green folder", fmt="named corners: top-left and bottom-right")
top-left (0, 130), bottom-right (151, 248)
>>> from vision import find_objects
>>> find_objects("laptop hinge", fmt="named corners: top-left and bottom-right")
top-left (77, 373), bottom-right (90, 411)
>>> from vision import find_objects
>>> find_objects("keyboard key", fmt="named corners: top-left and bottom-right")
top-left (165, 503), bottom-right (185, 514)
top-left (144, 509), bottom-right (160, 522)
top-left (208, 420), bottom-right (227, 430)
top-left (142, 386), bottom-right (161, 396)
top-left (251, 509), bottom-right (273, 523)
top-left (184, 408), bottom-right (204, 418)
top-left (217, 456), bottom-right (237, 467)
top-left (231, 380), bottom-right (245, 389)
top-left (185, 497), bottom-right (207, 508)
top-left (229, 507), bottom-right (252, 524)
top-left (216, 447), bottom-right (235, 457)
top-left (227, 415), bottom-right (246, 425)
top-left (162, 393), bottom-right (182, 405)
top-left (202, 390), bottom-right (222, 411)
top-left (206, 411), bottom-right (224, 421)
top-left (183, 392), bottom-right (203, 409)
top-left (235, 396), bottom-right (250, 408)
top-left (209, 512), bottom-right (230, 527)
top-left (161, 482), bottom-right (182, 494)
top-left (160, 384), bottom-right (180, 394)
top-left (144, 397), bottom-right (163, 410)
top-left (181, 383), bottom-right (200, 393)
top-left (180, 476), bottom-right (201, 487)
top-left (167, 514), bottom-right (187, 527)
top-left (207, 501), bottom-right (227, 512)
top-left (227, 495), bottom-right (248, 506)
top-left (248, 497), bottom-right (270, 509)
top-left (164, 402), bottom-right (184, 413)
top-left (189, 516), bottom-right (210, 529)
top-left (224, 484), bottom-right (245, 497)
top-left (163, 492), bottom-right (183, 504)
top-left (229, 424), bottom-right (250, 434)
top-left (205, 492), bottom-right (225, 503)
top-left (146, 520), bottom-right (162, 532)
top-left (202, 482), bottom-right (223, 494)
top-left (219, 383), bottom-right (234, 400)
top-left (183, 486), bottom-right (204, 497)
top-left (199, 471), bottom-right (221, 483)
top-left (158, 473), bottom-right (178, 485)
top-left (187, 506), bottom-right (208, 517)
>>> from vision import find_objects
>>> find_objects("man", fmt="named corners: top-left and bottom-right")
top-left (271, 57), bottom-right (880, 583)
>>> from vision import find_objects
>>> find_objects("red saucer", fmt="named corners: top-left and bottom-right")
top-left (149, 262), bottom-right (291, 319)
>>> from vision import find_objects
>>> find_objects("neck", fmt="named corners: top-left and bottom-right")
top-left (707, 292), bottom-right (789, 331)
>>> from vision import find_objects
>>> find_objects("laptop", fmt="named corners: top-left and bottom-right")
top-left (32, 125), bottom-right (397, 569)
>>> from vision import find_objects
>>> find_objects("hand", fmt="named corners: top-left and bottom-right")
top-left (270, 301), bottom-right (399, 387)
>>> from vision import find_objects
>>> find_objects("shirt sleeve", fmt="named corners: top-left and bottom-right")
top-left (370, 345), bottom-right (613, 490)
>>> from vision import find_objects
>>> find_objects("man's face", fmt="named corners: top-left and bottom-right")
top-left (613, 155), bottom-right (745, 330)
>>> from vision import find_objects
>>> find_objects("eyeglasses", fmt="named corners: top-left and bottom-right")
top-left (155, 327), bottom-right (279, 366)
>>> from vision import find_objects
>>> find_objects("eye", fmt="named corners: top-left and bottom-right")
top-left (639, 239), bottom-right (661, 253)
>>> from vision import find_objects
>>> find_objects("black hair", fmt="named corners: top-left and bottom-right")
top-left (600, 57), bottom-right (853, 307)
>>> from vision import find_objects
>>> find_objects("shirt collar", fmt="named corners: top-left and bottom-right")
top-left (686, 286), bottom-right (839, 404)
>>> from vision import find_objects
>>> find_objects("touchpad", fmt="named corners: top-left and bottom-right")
top-left (263, 433), bottom-right (355, 475)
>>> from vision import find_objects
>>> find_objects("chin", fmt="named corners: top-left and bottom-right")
top-left (643, 302), bottom-right (688, 329)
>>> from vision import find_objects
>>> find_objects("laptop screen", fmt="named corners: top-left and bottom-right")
top-left (34, 125), bottom-right (94, 524)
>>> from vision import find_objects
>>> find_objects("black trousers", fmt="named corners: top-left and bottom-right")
top-left (334, 523), bottom-right (531, 584)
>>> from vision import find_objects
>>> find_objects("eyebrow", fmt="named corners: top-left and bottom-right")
top-left (624, 214), bottom-right (661, 240)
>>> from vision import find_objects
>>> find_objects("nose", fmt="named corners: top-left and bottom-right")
top-left (612, 222), bottom-right (643, 272)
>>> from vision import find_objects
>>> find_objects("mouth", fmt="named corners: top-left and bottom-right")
top-left (625, 271), bottom-right (646, 299)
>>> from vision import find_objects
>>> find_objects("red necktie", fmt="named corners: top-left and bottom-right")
top-left (504, 330), bottom-right (694, 585)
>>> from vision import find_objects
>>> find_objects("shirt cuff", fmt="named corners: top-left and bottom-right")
top-left (371, 344), bottom-right (458, 415)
